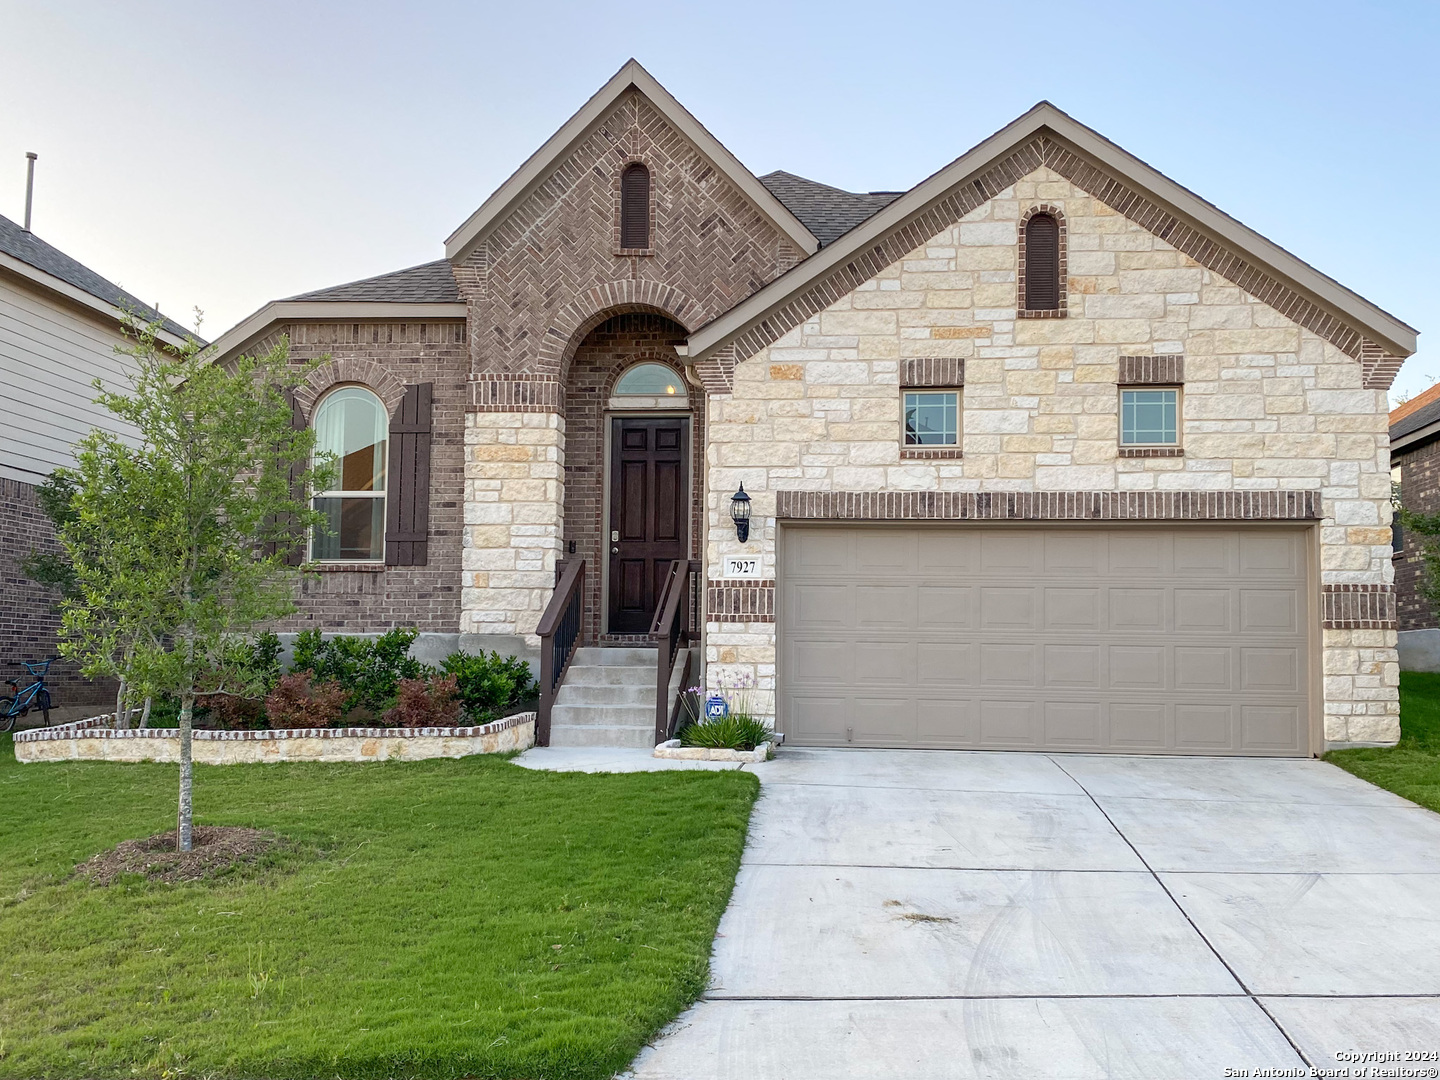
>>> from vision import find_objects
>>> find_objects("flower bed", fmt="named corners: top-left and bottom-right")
top-left (652, 737), bottom-right (773, 763)
top-left (14, 712), bottom-right (535, 764)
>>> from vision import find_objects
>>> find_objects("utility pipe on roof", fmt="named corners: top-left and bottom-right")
top-left (22, 152), bottom-right (36, 233)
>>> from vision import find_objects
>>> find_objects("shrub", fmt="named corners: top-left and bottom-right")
top-left (264, 671), bottom-right (349, 729)
top-left (383, 675), bottom-right (461, 728)
top-left (195, 632), bottom-right (283, 728)
top-left (678, 714), bottom-right (773, 752)
top-left (440, 650), bottom-right (536, 722)
top-left (290, 628), bottom-right (425, 711)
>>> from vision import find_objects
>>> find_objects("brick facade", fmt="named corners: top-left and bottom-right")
top-left (0, 478), bottom-right (111, 707)
top-left (458, 92), bottom-right (800, 645)
top-left (275, 320), bottom-right (468, 634)
top-left (1394, 434), bottom-right (1440, 631)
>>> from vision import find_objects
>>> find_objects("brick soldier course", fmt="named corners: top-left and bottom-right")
top-left (204, 60), bottom-right (1417, 752)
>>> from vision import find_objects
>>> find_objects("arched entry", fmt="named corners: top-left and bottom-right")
top-left (562, 312), bottom-right (699, 643)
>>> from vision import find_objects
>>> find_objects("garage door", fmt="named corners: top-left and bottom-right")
top-left (779, 524), bottom-right (1312, 756)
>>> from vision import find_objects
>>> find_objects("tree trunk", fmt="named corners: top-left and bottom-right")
top-left (140, 696), bottom-right (152, 729)
top-left (177, 690), bottom-right (194, 852)
top-left (115, 676), bottom-right (129, 730)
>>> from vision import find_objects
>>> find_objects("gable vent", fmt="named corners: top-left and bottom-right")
top-left (1024, 212), bottom-right (1060, 310)
top-left (620, 163), bottom-right (651, 250)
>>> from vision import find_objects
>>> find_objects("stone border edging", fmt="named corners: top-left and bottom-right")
top-left (653, 738), bottom-right (772, 763)
top-left (14, 712), bottom-right (537, 764)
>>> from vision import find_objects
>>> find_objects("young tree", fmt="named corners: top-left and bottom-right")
top-left (54, 316), bottom-right (324, 851)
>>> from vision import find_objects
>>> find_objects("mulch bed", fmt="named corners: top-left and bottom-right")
top-left (76, 826), bottom-right (282, 885)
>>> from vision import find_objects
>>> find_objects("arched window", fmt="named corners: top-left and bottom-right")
top-left (614, 362), bottom-right (683, 397)
top-left (311, 386), bottom-right (387, 561)
top-left (1022, 210), bottom-right (1062, 312)
top-left (620, 163), bottom-right (650, 250)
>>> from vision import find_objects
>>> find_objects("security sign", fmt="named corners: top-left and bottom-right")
top-left (704, 695), bottom-right (729, 721)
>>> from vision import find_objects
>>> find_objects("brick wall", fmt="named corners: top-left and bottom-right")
top-left (275, 320), bottom-right (468, 634)
top-left (0, 478), bottom-right (111, 706)
top-left (1395, 435), bottom-right (1440, 631)
top-left (457, 92), bottom-right (803, 382)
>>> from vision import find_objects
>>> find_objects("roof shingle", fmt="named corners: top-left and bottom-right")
top-left (759, 171), bottom-right (902, 247)
top-left (0, 212), bottom-right (198, 341)
top-left (288, 260), bottom-right (461, 303)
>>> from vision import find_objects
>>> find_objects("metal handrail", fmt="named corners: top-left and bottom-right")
top-left (651, 559), bottom-right (700, 745)
top-left (537, 559), bottom-right (586, 747)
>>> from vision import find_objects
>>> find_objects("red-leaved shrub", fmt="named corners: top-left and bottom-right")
top-left (264, 671), bottom-right (349, 729)
top-left (382, 674), bottom-right (461, 728)
top-left (197, 693), bottom-right (268, 729)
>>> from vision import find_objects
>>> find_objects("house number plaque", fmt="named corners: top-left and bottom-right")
top-left (722, 556), bottom-right (763, 580)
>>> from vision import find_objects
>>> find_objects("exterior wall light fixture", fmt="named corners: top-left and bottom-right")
top-left (730, 484), bottom-right (752, 543)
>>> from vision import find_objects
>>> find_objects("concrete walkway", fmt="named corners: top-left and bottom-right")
top-left (624, 748), bottom-right (1440, 1079)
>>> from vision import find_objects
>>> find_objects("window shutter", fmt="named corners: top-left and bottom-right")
top-left (620, 164), bottom-right (650, 249)
top-left (385, 382), bottom-right (432, 566)
top-left (1025, 213), bottom-right (1060, 310)
top-left (263, 392), bottom-right (309, 564)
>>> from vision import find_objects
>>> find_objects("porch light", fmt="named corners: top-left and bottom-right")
top-left (730, 484), bottom-right (752, 543)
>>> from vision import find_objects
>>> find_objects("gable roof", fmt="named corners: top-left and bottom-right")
top-left (759, 172), bottom-right (901, 247)
top-left (1391, 382), bottom-right (1440, 449)
top-left (688, 102), bottom-right (1418, 370)
top-left (0, 211), bottom-right (198, 342)
top-left (288, 259), bottom-right (460, 303)
top-left (443, 59), bottom-right (819, 262)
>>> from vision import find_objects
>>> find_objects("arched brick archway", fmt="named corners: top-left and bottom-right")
top-left (541, 280), bottom-right (705, 381)
top-left (561, 310), bottom-right (700, 643)
top-left (293, 358), bottom-right (408, 422)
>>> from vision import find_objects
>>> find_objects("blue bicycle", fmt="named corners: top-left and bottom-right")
top-left (1, 660), bottom-right (53, 731)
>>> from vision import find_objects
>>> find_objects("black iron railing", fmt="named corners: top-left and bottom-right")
top-left (536, 559), bottom-right (585, 746)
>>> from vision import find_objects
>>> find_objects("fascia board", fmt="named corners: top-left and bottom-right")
top-left (206, 301), bottom-right (468, 366)
top-left (688, 102), bottom-right (1417, 361)
top-left (0, 251), bottom-right (193, 349)
top-left (1390, 419), bottom-right (1440, 454)
top-left (443, 59), bottom-right (818, 262)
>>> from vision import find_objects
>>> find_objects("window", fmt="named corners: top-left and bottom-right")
top-left (904, 391), bottom-right (959, 446)
top-left (311, 387), bottom-right (387, 561)
top-left (615, 362), bottom-right (683, 397)
top-left (1120, 388), bottom-right (1179, 446)
top-left (620, 163), bottom-right (650, 249)
top-left (1393, 464), bottom-right (1405, 554)
top-left (1022, 210), bottom-right (1061, 312)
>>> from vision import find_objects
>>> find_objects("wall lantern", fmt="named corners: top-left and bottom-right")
top-left (730, 484), bottom-right (752, 543)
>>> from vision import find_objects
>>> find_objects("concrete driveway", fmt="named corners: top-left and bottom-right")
top-left (628, 749), bottom-right (1440, 1079)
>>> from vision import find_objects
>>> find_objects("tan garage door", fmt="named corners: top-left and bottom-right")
top-left (779, 524), bottom-right (1313, 756)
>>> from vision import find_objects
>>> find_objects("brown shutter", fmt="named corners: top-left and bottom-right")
top-left (620, 164), bottom-right (650, 249)
top-left (263, 392), bottom-right (309, 564)
top-left (1025, 213), bottom-right (1060, 310)
top-left (385, 382), bottom-right (432, 566)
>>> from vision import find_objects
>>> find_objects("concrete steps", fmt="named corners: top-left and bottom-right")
top-left (549, 647), bottom-right (659, 749)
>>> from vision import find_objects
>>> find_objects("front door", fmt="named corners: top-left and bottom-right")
top-left (608, 416), bottom-right (689, 634)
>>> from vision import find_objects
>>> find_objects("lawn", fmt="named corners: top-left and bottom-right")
top-left (0, 738), bottom-right (759, 1079)
top-left (1326, 670), bottom-right (1440, 814)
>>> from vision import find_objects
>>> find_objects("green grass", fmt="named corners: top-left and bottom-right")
top-left (0, 737), bottom-right (759, 1079)
top-left (1325, 670), bottom-right (1440, 814)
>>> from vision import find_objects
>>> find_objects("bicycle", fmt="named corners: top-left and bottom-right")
top-left (1, 659), bottom-right (53, 731)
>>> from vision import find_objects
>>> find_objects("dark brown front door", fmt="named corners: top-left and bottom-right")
top-left (608, 417), bottom-right (689, 634)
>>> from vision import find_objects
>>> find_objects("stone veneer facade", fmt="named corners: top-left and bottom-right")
top-left (702, 166), bottom-right (1399, 748)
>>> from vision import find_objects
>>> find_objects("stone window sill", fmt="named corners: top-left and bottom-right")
top-left (1017, 308), bottom-right (1067, 319)
top-left (615, 247), bottom-right (654, 257)
top-left (901, 446), bottom-right (964, 460)
top-left (304, 562), bottom-right (387, 573)
top-left (1119, 446), bottom-right (1184, 458)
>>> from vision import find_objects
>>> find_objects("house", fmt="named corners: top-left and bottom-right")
top-left (0, 209), bottom-right (198, 711)
top-left (206, 60), bottom-right (1416, 756)
top-left (1390, 382), bottom-right (1440, 670)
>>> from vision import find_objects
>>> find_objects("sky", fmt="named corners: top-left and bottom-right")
top-left (1, 0), bottom-right (1435, 403)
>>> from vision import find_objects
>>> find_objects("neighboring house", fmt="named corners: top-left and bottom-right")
top-left (206, 60), bottom-right (1416, 756)
top-left (0, 211), bottom-right (197, 708)
top-left (1390, 382), bottom-right (1440, 669)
